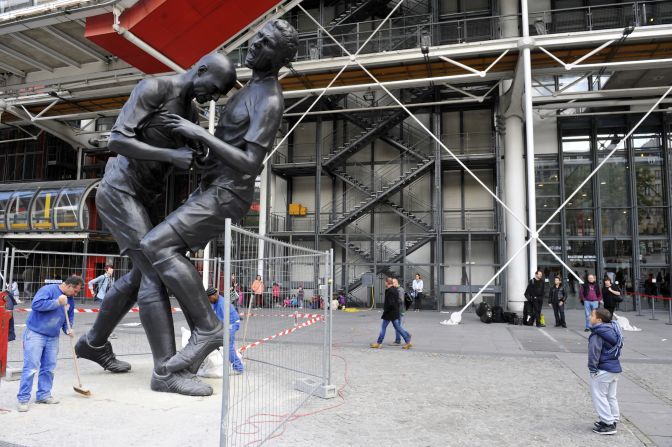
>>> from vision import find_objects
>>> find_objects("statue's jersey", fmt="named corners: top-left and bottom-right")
top-left (105, 77), bottom-right (197, 202)
top-left (202, 76), bottom-right (284, 203)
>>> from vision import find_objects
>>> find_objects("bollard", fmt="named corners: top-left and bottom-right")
top-left (667, 299), bottom-right (672, 326)
top-left (637, 295), bottom-right (642, 316)
top-left (650, 295), bottom-right (658, 320)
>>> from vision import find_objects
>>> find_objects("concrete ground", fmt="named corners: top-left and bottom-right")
top-left (1, 302), bottom-right (671, 447)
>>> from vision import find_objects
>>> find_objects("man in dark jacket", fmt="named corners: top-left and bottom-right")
top-left (370, 278), bottom-right (411, 349)
top-left (524, 270), bottom-right (546, 327)
top-left (588, 308), bottom-right (623, 435)
top-left (602, 278), bottom-right (622, 317)
top-left (548, 276), bottom-right (567, 328)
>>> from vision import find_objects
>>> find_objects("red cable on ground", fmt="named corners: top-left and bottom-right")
top-left (235, 350), bottom-right (351, 447)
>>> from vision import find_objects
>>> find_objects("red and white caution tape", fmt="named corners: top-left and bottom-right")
top-left (238, 315), bottom-right (324, 353)
top-left (239, 312), bottom-right (321, 319)
top-left (14, 307), bottom-right (183, 314)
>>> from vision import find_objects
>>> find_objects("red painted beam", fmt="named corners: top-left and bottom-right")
top-left (85, 0), bottom-right (282, 74)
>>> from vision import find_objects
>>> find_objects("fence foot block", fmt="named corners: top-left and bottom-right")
top-left (4, 367), bottom-right (21, 381)
top-left (294, 377), bottom-right (336, 399)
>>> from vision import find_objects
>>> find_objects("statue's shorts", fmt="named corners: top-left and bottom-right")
top-left (163, 185), bottom-right (250, 253)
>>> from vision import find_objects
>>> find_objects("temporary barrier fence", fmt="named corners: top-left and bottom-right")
top-left (220, 219), bottom-right (334, 447)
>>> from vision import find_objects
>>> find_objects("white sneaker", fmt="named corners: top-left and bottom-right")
top-left (36, 397), bottom-right (59, 405)
top-left (17, 402), bottom-right (29, 412)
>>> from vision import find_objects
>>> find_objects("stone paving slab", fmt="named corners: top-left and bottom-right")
top-left (1, 306), bottom-right (670, 446)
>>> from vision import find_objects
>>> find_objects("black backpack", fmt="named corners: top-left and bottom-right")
top-left (404, 292), bottom-right (414, 310)
top-left (491, 305), bottom-right (505, 323)
top-left (480, 307), bottom-right (493, 324)
top-left (476, 302), bottom-right (489, 317)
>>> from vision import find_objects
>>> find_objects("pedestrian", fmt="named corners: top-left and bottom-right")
top-left (3, 288), bottom-right (17, 342)
top-left (602, 278), bottom-right (622, 317)
top-left (206, 287), bottom-right (243, 375)
top-left (412, 273), bottom-right (424, 311)
top-left (11, 280), bottom-right (22, 304)
top-left (16, 275), bottom-right (83, 412)
top-left (272, 282), bottom-right (280, 307)
top-left (568, 274), bottom-right (576, 294)
top-left (580, 274), bottom-right (602, 332)
top-left (524, 270), bottom-right (546, 327)
top-left (548, 276), bottom-right (567, 328)
top-left (337, 290), bottom-right (347, 309)
top-left (370, 278), bottom-right (412, 349)
top-left (251, 275), bottom-right (264, 308)
top-left (88, 265), bottom-right (115, 302)
top-left (297, 286), bottom-right (305, 308)
top-left (588, 308), bottom-right (623, 435)
top-left (392, 278), bottom-right (410, 346)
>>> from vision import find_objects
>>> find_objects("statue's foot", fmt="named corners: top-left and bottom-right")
top-left (75, 334), bottom-right (131, 373)
top-left (165, 322), bottom-right (224, 373)
top-left (150, 370), bottom-right (213, 396)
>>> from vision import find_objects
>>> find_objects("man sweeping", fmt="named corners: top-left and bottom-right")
top-left (17, 275), bottom-right (83, 412)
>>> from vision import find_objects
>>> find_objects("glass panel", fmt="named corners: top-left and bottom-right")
top-left (0, 191), bottom-right (12, 231)
top-left (54, 187), bottom-right (84, 231)
top-left (639, 268), bottom-right (669, 298)
top-left (639, 239), bottom-right (669, 266)
top-left (601, 208), bottom-right (631, 236)
top-left (566, 209), bottom-right (595, 236)
top-left (564, 155), bottom-right (593, 206)
top-left (537, 243), bottom-right (563, 284)
top-left (567, 240), bottom-right (597, 280)
top-left (598, 153), bottom-right (629, 207)
top-left (602, 240), bottom-right (632, 291)
top-left (635, 152), bottom-right (665, 206)
top-left (537, 210), bottom-right (562, 237)
top-left (632, 130), bottom-right (662, 152)
top-left (7, 191), bottom-right (33, 231)
top-left (638, 207), bottom-right (667, 236)
top-left (562, 135), bottom-right (590, 154)
top-left (558, 75), bottom-right (589, 93)
top-left (30, 189), bottom-right (59, 231)
top-left (535, 157), bottom-right (560, 195)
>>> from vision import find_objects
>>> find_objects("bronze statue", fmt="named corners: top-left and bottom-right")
top-left (75, 53), bottom-right (237, 396)
top-left (139, 19), bottom-right (299, 374)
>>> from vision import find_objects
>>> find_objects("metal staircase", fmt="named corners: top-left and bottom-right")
top-left (322, 155), bottom-right (435, 234)
top-left (321, 88), bottom-right (434, 167)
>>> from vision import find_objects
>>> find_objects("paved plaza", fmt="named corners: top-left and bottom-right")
top-left (1, 302), bottom-right (671, 447)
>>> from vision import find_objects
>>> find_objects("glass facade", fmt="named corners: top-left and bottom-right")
top-left (536, 114), bottom-right (672, 294)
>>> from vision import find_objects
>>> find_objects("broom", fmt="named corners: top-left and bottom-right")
top-left (63, 304), bottom-right (91, 397)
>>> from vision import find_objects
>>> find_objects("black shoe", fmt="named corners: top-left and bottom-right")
top-left (594, 421), bottom-right (617, 429)
top-left (150, 370), bottom-right (213, 396)
top-left (562, 324), bottom-right (567, 328)
top-left (584, 328), bottom-right (590, 332)
top-left (536, 324), bottom-right (546, 328)
top-left (165, 322), bottom-right (224, 373)
top-left (592, 423), bottom-right (616, 435)
top-left (75, 334), bottom-right (131, 373)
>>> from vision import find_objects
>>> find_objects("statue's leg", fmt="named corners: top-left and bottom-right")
top-left (140, 185), bottom-right (249, 373)
top-left (74, 268), bottom-right (139, 373)
top-left (125, 249), bottom-right (213, 396)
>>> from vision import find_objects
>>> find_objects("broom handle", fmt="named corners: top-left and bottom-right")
top-left (63, 305), bottom-right (83, 387)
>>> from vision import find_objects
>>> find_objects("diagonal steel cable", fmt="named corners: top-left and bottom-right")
top-left (262, 0), bottom-right (408, 166)
top-left (296, 7), bottom-right (582, 285)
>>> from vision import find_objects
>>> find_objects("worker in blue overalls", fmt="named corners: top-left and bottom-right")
top-left (206, 287), bottom-right (243, 374)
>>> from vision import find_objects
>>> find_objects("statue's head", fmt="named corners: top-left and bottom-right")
top-left (245, 19), bottom-right (298, 72)
top-left (191, 52), bottom-right (237, 104)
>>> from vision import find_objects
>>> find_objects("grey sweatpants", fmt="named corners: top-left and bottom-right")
top-left (590, 370), bottom-right (620, 425)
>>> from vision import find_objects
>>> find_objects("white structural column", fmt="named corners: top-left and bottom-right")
top-left (500, 0), bottom-right (528, 312)
top-left (521, 0), bottom-right (538, 288)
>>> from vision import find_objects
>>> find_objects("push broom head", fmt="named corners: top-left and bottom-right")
top-left (74, 385), bottom-right (91, 397)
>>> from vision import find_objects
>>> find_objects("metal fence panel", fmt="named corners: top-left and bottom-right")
top-left (220, 221), bottom-right (332, 447)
